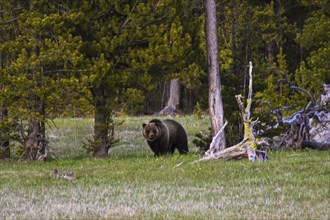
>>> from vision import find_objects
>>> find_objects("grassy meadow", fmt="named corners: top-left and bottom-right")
top-left (0, 116), bottom-right (329, 219)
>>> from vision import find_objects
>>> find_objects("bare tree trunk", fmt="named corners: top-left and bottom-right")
top-left (20, 104), bottom-right (48, 161)
top-left (205, 0), bottom-right (226, 149)
top-left (90, 93), bottom-right (119, 158)
top-left (20, 65), bottom-right (48, 161)
top-left (20, 120), bottom-right (40, 161)
top-left (158, 78), bottom-right (181, 115)
top-left (92, 99), bottom-right (112, 158)
top-left (193, 62), bottom-right (267, 163)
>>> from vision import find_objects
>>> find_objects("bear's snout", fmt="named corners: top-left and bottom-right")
top-left (143, 119), bottom-right (189, 156)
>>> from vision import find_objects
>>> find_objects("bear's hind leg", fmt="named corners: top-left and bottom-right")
top-left (178, 146), bottom-right (189, 154)
top-left (169, 144), bottom-right (175, 154)
top-left (177, 140), bottom-right (189, 154)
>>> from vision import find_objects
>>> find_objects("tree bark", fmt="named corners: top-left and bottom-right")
top-left (20, 120), bottom-right (40, 161)
top-left (158, 78), bottom-right (181, 115)
top-left (92, 99), bottom-right (114, 158)
top-left (205, 0), bottom-right (226, 149)
top-left (193, 62), bottom-right (266, 163)
top-left (20, 89), bottom-right (48, 161)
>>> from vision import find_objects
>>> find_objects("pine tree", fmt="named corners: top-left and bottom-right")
top-left (71, 0), bottom-right (202, 157)
top-left (295, 0), bottom-right (329, 99)
top-left (0, 1), bottom-right (83, 160)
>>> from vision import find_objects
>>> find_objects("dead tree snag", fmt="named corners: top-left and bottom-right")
top-left (194, 62), bottom-right (267, 163)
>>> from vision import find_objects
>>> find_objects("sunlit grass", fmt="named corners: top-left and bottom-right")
top-left (48, 115), bottom-right (208, 159)
top-left (0, 116), bottom-right (329, 219)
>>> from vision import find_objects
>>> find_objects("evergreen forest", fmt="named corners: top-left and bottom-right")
top-left (0, 0), bottom-right (329, 159)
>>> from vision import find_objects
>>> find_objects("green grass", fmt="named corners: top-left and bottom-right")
top-left (0, 116), bottom-right (329, 219)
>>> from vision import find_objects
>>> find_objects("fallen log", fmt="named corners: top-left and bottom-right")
top-left (302, 140), bottom-right (330, 150)
top-left (272, 84), bottom-right (330, 150)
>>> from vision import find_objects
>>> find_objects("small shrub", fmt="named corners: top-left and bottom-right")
top-left (192, 127), bottom-right (212, 153)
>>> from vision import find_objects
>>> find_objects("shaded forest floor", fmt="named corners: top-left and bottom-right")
top-left (0, 116), bottom-right (329, 219)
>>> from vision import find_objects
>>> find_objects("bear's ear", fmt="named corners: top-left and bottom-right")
top-left (142, 123), bottom-right (146, 128)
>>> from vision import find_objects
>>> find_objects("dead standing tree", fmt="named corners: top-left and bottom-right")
top-left (194, 62), bottom-right (267, 163)
top-left (205, 0), bottom-right (226, 149)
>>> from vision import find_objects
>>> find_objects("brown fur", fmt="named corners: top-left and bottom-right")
top-left (142, 119), bottom-right (189, 156)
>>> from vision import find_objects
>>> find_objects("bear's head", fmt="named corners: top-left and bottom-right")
top-left (142, 122), bottom-right (160, 141)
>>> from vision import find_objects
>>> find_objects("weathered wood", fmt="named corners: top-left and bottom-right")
top-left (158, 79), bottom-right (181, 115)
top-left (274, 84), bottom-right (330, 150)
top-left (302, 140), bottom-right (330, 150)
top-left (205, 121), bottom-right (228, 157)
top-left (205, 0), bottom-right (226, 149)
top-left (193, 62), bottom-right (266, 163)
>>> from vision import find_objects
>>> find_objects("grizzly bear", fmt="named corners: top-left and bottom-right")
top-left (142, 119), bottom-right (189, 156)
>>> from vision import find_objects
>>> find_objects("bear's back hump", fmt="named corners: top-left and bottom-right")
top-left (163, 119), bottom-right (186, 138)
